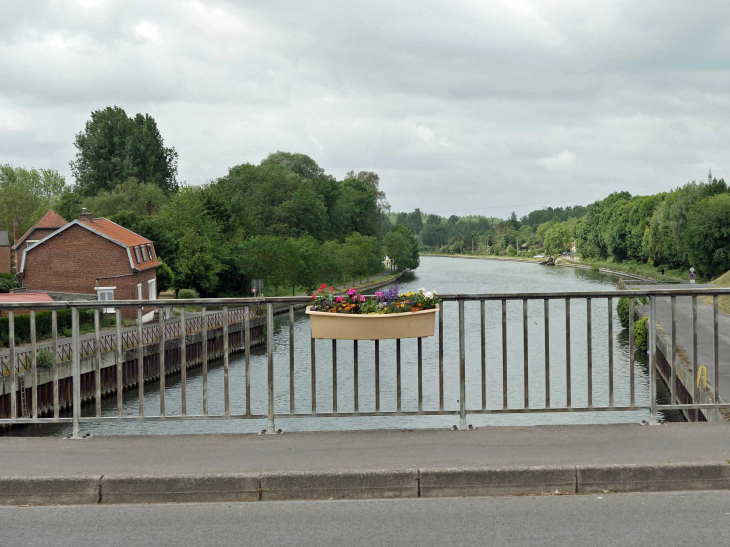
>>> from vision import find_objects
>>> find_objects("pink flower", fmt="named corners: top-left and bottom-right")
top-left (311, 294), bottom-right (315, 299)
top-left (348, 288), bottom-right (357, 296)
top-left (360, 295), bottom-right (366, 302)
top-left (335, 296), bottom-right (343, 302)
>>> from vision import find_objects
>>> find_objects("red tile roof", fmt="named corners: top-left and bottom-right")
top-left (13, 211), bottom-right (67, 249)
top-left (80, 218), bottom-right (161, 271)
top-left (0, 293), bottom-right (54, 303)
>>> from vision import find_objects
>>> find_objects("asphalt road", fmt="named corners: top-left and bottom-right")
top-left (3, 491), bottom-right (730, 547)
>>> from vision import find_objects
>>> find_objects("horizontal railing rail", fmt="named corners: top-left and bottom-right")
top-left (1, 287), bottom-right (728, 437)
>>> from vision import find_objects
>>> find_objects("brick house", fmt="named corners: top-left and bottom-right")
top-left (0, 230), bottom-right (9, 274)
top-left (19, 211), bottom-right (161, 320)
top-left (12, 210), bottom-right (67, 271)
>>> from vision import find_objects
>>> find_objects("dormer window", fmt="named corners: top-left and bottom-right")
top-left (134, 246), bottom-right (141, 263)
top-left (141, 245), bottom-right (148, 262)
top-left (147, 244), bottom-right (153, 259)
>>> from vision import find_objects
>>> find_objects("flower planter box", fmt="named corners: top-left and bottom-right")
top-left (306, 307), bottom-right (437, 340)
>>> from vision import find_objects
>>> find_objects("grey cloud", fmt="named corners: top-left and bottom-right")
top-left (1, 0), bottom-right (729, 217)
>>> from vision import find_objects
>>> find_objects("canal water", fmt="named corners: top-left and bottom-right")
top-left (7, 256), bottom-right (679, 436)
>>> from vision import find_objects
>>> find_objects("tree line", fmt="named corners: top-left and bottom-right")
top-left (1, 106), bottom-right (420, 296)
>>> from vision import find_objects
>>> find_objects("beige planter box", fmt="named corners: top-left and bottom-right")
top-left (306, 307), bottom-right (437, 340)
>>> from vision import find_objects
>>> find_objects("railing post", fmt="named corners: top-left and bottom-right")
top-left (266, 302), bottom-right (276, 434)
top-left (71, 307), bottom-right (81, 439)
top-left (8, 310), bottom-right (16, 421)
top-left (649, 296), bottom-right (658, 422)
top-left (115, 308), bottom-right (123, 418)
top-left (458, 299), bottom-right (466, 429)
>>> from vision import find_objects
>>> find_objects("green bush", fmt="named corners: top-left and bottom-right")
top-left (177, 288), bottom-right (199, 300)
top-left (36, 350), bottom-right (53, 368)
top-left (0, 309), bottom-right (95, 344)
top-left (634, 317), bottom-right (649, 351)
top-left (617, 297), bottom-right (647, 329)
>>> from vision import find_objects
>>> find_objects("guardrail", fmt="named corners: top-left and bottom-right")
top-left (1, 288), bottom-right (729, 437)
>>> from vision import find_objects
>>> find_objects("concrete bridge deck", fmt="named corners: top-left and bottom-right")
top-left (1, 424), bottom-right (729, 504)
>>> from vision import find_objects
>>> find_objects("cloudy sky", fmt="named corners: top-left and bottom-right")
top-left (1, 0), bottom-right (729, 217)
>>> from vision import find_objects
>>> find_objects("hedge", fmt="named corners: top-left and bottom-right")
top-left (634, 317), bottom-right (649, 351)
top-left (0, 308), bottom-right (97, 346)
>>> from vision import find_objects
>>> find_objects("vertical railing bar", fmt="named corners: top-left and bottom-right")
top-left (459, 299), bottom-right (466, 428)
top-left (438, 302), bottom-right (444, 412)
top-left (223, 305), bottom-right (229, 417)
top-left (671, 296), bottom-right (676, 405)
top-left (31, 309), bottom-right (38, 419)
top-left (608, 297), bottom-right (614, 408)
top-left (289, 305), bottom-right (295, 414)
top-left (180, 307), bottom-right (187, 416)
top-left (9, 310), bottom-right (16, 420)
top-left (94, 309), bottom-right (101, 417)
top-left (586, 297), bottom-right (592, 409)
top-left (649, 296), bottom-right (657, 421)
top-left (267, 303), bottom-right (275, 433)
top-left (244, 306), bottom-right (250, 415)
top-left (159, 306), bottom-right (166, 417)
top-left (332, 339), bottom-right (338, 414)
top-left (115, 309), bottom-right (122, 418)
top-left (565, 298), bottom-right (571, 408)
top-left (354, 340), bottom-right (359, 413)
top-left (692, 296), bottom-right (698, 422)
top-left (714, 295), bottom-right (719, 405)
top-left (375, 340), bottom-right (380, 413)
top-left (311, 336), bottom-right (316, 414)
top-left (480, 300), bottom-right (486, 410)
top-left (202, 305), bottom-right (208, 416)
top-left (52, 309), bottom-right (59, 420)
top-left (417, 337), bottom-right (423, 412)
top-left (544, 299), bottom-right (550, 409)
top-left (396, 338), bottom-right (402, 413)
top-left (137, 306), bottom-right (144, 418)
top-left (72, 307), bottom-right (81, 438)
top-left (523, 299), bottom-right (529, 409)
top-left (502, 300), bottom-right (508, 410)
top-left (629, 298), bottom-right (635, 407)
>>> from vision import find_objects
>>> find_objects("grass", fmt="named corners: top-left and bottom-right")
top-left (701, 270), bottom-right (730, 314)
top-left (560, 257), bottom-right (689, 284)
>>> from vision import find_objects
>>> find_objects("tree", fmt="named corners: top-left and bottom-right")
top-left (384, 225), bottom-right (419, 271)
top-left (272, 185), bottom-right (329, 241)
top-left (71, 106), bottom-right (178, 196)
top-left (83, 179), bottom-right (169, 218)
top-left (406, 208), bottom-right (424, 235)
top-left (685, 194), bottom-right (730, 277)
top-left (156, 260), bottom-right (175, 292)
top-left (543, 223), bottom-right (570, 255)
top-left (261, 152), bottom-right (324, 180)
top-left (0, 165), bottom-right (67, 235)
top-left (292, 235), bottom-right (322, 294)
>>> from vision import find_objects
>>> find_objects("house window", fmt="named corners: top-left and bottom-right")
top-left (96, 287), bottom-right (115, 314)
top-left (137, 283), bottom-right (143, 300)
top-left (134, 246), bottom-right (142, 264)
top-left (147, 244), bottom-right (153, 259)
top-left (26, 240), bottom-right (40, 249)
top-left (141, 245), bottom-right (148, 262)
top-left (148, 279), bottom-right (157, 301)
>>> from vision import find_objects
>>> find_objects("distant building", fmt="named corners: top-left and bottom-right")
top-left (19, 210), bottom-right (161, 320)
top-left (0, 230), bottom-right (9, 274)
top-left (12, 210), bottom-right (67, 270)
top-left (0, 292), bottom-right (54, 317)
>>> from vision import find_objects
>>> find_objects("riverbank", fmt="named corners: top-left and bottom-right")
top-left (420, 253), bottom-right (675, 285)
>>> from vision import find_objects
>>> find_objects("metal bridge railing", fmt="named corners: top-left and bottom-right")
top-left (1, 289), bottom-right (729, 437)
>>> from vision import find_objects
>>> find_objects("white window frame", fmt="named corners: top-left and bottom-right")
top-left (137, 283), bottom-right (143, 300)
top-left (26, 239), bottom-right (40, 249)
top-left (141, 245), bottom-right (148, 262)
top-left (147, 244), bottom-right (153, 260)
top-left (96, 286), bottom-right (116, 314)
top-left (148, 278), bottom-right (157, 301)
top-left (134, 246), bottom-right (141, 263)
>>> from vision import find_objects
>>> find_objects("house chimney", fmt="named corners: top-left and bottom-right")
top-left (79, 207), bottom-right (93, 222)
top-left (12, 216), bottom-right (19, 245)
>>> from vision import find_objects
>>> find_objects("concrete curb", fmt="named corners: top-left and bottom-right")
top-left (2, 463), bottom-right (730, 505)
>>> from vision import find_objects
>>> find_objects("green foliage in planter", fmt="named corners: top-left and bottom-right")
top-left (634, 317), bottom-right (649, 352)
